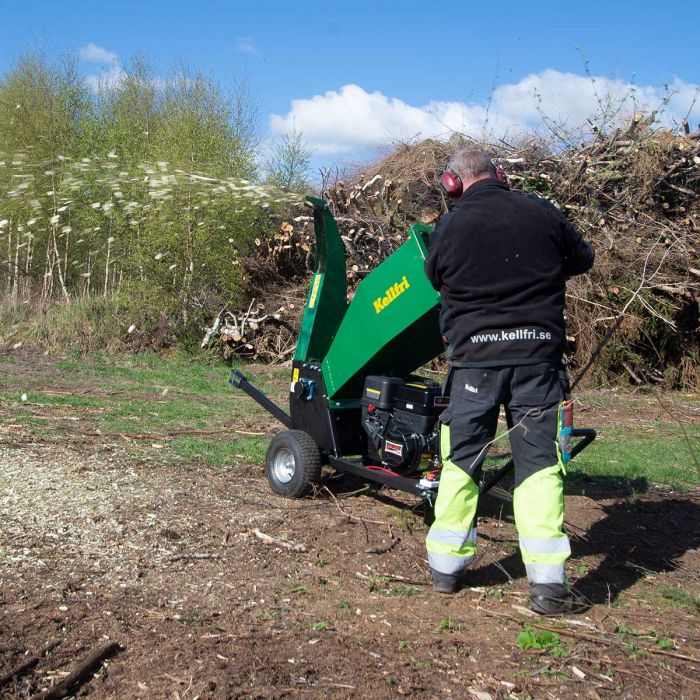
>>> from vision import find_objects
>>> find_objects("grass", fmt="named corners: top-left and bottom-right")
top-left (0, 350), bottom-right (286, 467)
top-left (569, 425), bottom-right (699, 490)
top-left (659, 585), bottom-right (700, 614)
top-left (0, 350), bottom-right (697, 488)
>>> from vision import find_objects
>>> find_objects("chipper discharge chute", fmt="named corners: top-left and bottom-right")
top-left (230, 196), bottom-right (596, 507)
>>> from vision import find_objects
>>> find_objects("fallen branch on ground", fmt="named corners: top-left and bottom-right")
top-left (248, 527), bottom-right (306, 552)
top-left (0, 657), bottom-right (38, 688)
top-left (32, 641), bottom-right (123, 700)
top-left (166, 553), bottom-right (222, 562)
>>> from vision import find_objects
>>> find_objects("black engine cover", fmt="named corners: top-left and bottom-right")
top-left (361, 375), bottom-right (444, 473)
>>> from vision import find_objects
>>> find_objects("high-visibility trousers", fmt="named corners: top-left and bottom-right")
top-left (425, 364), bottom-right (571, 585)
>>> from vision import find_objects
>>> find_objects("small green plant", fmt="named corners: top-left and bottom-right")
top-left (258, 609), bottom-right (280, 622)
top-left (626, 641), bottom-right (650, 660)
top-left (439, 617), bottom-right (466, 632)
top-left (290, 584), bottom-right (308, 595)
top-left (398, 640), bottom-right (412, 651)
top-left (337, 600), bottom-right (350, 610)
top-left (516, 626), bottom-right (568, 657)
top-left (577, 563), bottom-right (588, 575)
top-left (656, 637), bottom-right (676, 650)
top-left (367, 575), bottom-right (390, 592)
top-left (315, 558), bottom-right (329, 568)
top-left (311, 621), bottom-right (328, 631)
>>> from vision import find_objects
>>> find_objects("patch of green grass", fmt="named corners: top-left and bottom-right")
top-left (517, 626), bottom-right (568, 657)
top-left (388, 506), bottom-right (424, 530)
top-left (659, 585), bottom-right (700, 614)
top-left (1, 351), bottom-right (289, 470)
top-left (0, 391), bottom-right (105, 409)
top-left (311, 621), bottom-right (329, 631)
top-left (389, 585), bottom-right (424, 598)
top-left (568, 426), bottom-right (699, 489)
top-left (170, 435), bottom-right (267, 467)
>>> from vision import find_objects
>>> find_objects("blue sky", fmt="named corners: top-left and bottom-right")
top-left (3, 1), bottom-right (699, 168)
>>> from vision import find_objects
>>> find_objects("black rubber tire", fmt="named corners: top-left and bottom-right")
top-left (265, 430), bottom-right (322, 498)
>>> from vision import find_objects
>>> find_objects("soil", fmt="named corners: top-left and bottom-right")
top-left (0, 358), bottom-right (699, 699)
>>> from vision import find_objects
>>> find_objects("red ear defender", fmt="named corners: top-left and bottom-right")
top-left (439, 169), bottom-right (463, 197)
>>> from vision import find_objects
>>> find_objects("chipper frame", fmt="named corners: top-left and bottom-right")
top-left (230, 196), bottom-right (596, 507)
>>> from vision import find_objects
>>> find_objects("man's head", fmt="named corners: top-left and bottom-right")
top-left (439, 147), bottom-right (497, 197)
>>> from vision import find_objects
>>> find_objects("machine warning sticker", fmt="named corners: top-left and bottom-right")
top-left (308, 274), bottom-right (322, 309)
top-left (384, 441), bottom-right (403, 456)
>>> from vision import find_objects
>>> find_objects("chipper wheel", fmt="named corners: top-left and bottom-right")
top-left (265, 430), bottom-right (322, 498)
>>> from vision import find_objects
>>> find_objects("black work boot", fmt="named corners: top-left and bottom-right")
top-left (529, 583), bottom-right (586, 615)
top-left (431, 569), bottom-right (464, 594)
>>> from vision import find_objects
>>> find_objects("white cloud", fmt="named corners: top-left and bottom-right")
top-left (235, 36), bottom-right (259, 54)
top-left (79, 43), bottom-right (124, 91)
top-left (85, 65), bottom-right (127, 92)
top-left (269, 70), bottom-right (700, 155)
top-left (79, 43), bottom-right (119, 65)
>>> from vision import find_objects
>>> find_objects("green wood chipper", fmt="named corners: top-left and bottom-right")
top-left (230, 196), bottom-right (595, 507)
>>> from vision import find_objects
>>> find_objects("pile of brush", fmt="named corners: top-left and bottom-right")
top-left (217, 117), bottom-right (699, 388)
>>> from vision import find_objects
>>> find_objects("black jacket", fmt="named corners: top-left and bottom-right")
top-left (425, 179), bottom-right (594, 366)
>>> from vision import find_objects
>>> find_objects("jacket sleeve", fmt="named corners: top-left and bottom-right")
top-left (531, 196), bottom-right (594, 277)
top-left (560, 217), bottom-right (595, 276)
top-left (424, 210), bottom-right (454, 290)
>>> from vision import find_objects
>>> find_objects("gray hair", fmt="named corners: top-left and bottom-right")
top-left (447, 147), bottom-right (495, 181)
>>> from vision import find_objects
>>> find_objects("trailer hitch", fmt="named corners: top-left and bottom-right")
top-left (229, 370), bottom-right (293, 429)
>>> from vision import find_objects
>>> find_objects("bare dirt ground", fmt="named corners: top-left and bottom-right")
top-left (1, 357), bottom-right (699, 699)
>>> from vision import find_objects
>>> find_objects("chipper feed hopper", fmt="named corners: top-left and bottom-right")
top-left (230, 197), bottom-right (595, 507)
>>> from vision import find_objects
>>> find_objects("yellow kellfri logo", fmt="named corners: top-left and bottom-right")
top-left (373, 276), bottom-right (410, 314)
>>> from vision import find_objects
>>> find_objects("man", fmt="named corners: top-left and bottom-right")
top-left (424, 146), bottom-right (594, 615)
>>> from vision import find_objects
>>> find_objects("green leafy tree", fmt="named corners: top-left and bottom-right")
top-left (265, 127), bottom-right (312, 193)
